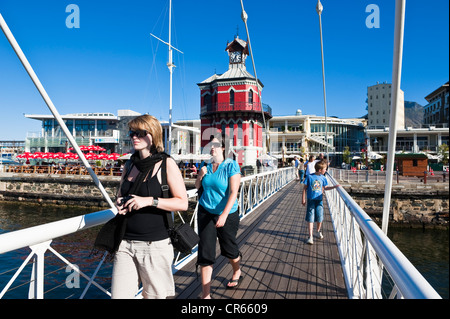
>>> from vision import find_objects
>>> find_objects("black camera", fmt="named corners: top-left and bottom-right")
top-left (119, 195), bottom-right (133, 206)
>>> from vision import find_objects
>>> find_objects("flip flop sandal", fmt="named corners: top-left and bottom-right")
top-left (226, 276), bottom-right (243, 289)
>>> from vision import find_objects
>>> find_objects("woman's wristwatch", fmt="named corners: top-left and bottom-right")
top-left (151, 197), bottom-right (159, 207)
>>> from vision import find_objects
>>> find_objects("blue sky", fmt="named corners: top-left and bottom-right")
top-left (0, 0), bottom-right (448, 140)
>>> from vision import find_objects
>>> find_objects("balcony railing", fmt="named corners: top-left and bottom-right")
top-left (201, 102), bottom-right (272, 117)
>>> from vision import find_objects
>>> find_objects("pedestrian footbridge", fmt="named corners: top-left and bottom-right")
top-left (0, 167), bottom-right (441, 299)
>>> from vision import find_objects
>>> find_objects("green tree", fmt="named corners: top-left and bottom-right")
top-left (437, 144), bottom-right (449, 165)
top-left (343, 146), bottom-right (351, 164)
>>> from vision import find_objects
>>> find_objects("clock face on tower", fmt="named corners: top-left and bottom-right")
top-left (230, 51), bottom-right (242, 63)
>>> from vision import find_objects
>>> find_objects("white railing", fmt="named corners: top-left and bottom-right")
top-left (325, 171), bottom-right (441, 299)
top-left (2, 166), bottom-right (440, 299)
top-left (329, 167), bottom-right (447, 184)
top-left (0, 167), bottom-right (296, 299)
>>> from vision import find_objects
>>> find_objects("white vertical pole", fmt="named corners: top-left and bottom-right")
top-left (168, 0), bottom-right (173, 155)
top-left (0, 13), bottom-right (115, 208)
top-left (316, 0), bottom-right (329, 162)
top-left (28, 241), bottom-right (51, 299)
top-left (382, 0), bottom-right (406, 234)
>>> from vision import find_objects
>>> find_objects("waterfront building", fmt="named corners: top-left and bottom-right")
top-left (23, 110), bottom-right (201, 157)
top-left (367, 82), bottom-right (405, 129)
top-left (366, 125), bottom-right (449, 155)
top-left (0, 140), bottom-right (24, 163)
top-left (25, 110), bottom-right (138, 154)
top-left (20, 81), bottom-right (448, 168)
top-left (423, 81), bottom-right (449, 126)
top-left (365, 82), bottom-right (449, 158)
top-left (267, 111), bottom-right (366, 164)
top-left (197, 35), bottom-right (271, 167)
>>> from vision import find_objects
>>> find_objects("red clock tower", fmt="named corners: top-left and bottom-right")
top-left (197, 36), bottom-right (272, 166)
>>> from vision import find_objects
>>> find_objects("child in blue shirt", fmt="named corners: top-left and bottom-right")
top-left (302, 160), bottom-right (340, 244)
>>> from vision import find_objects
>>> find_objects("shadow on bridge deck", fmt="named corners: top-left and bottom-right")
top-left (174, 181), bottom-right (348, 299)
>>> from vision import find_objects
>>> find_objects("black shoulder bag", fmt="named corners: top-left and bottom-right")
top-left (161, 157), bottom-right (199, 255)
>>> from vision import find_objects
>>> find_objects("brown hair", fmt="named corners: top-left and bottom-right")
top-left (128, 114), bottom-right (164, 153)
top-left (210, 134), bottom-right (226, 158)
top-left (315, 160), bottom-right (328, 172)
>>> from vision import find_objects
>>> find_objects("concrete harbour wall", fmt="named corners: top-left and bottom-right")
top-left (0, 173), bottom-right (448, 228)
top-left (341, 182), bottom-right (449, 228)
top-left (0, 174), bottom-right (120, 207)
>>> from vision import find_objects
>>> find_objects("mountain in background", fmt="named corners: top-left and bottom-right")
top-left (361, 101), bottom-right (424, 127)
top-left (404, 101), bottom-right (424, 127)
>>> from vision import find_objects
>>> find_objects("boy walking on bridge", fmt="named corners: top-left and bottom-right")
top-left (302, 160), bottom-right (340, 244)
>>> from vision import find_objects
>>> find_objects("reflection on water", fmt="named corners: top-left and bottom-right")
top-left (1, 202), bottom-right (449, 299)
top-left (388, 227), bottom-right (449, 299)
top-left (0, 202), bottom-right (112, 299)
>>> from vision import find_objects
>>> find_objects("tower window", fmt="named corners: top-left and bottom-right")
top-left (230, 90), bottom-right (235, 105)
top-left (248, 90), bottom-right (253, 104)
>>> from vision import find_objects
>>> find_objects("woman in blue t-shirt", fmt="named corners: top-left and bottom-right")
top-left (195, 135), bottom-right (242, 299)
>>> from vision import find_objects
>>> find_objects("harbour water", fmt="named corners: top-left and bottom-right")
top-left (0, 202), bottom-right (448, 299)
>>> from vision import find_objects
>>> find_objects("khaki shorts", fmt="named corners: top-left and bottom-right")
top-left (111, 238), bottom-right (175, 299)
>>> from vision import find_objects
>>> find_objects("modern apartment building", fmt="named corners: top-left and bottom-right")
top-left (367, 82), bottom-right (404, 128)
top-left (365, 81), bottom-right (449, 156)
top-left (423, 81), bottom-right (449, 125)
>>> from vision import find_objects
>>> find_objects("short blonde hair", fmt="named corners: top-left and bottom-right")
top-left (128, 114), bottom-right (164, 153)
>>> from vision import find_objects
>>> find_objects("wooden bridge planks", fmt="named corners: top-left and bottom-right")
top-left (174, 180), bottom-right (348, 299)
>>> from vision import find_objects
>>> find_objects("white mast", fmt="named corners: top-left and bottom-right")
top-left (382, 0), bottom-right (406, 234)
top-left (316, 0), bottom-right (329, 162)
top-left (150, 0), bottom-right (183, 155)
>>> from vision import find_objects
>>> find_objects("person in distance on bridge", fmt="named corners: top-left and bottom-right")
top-left (305, 154), bottom-right (316, 177)
top-left (298, 157), bottom-right (305, 182)
top-left (302, 160), bottom-right (340, 245)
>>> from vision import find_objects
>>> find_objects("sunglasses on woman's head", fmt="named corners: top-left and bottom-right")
top-left (129, 130), bottom-right (148, 138)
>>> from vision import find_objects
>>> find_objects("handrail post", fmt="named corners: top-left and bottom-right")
top-left (28, 241), bottom-right (51, 299)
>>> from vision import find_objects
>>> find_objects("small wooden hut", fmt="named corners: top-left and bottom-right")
top-left (395, 153), bottom-right (428, 177)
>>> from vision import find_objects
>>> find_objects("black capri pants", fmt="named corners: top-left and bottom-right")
top-left (197, 204), bottom-right (240, 266)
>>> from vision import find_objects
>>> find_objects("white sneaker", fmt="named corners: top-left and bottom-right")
top-left (317, 231), bottom-right (323, 239)
top-left (306, 236), bottom-right (314, 245)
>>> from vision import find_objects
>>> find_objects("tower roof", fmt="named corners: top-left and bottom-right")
top-left (198, 35), bottom-right (263, 88)
top-left (199, 67), bottom-right (255, 84)
top-left (225, 36), bottom-right (249, 55)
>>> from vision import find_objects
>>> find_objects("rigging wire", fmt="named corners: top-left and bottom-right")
top-left (143, 2), bottom-right (168, 118)
top-left (239, 0), bottom-right (269, 154)
top-left (171, 5), bottom-right (189, 122)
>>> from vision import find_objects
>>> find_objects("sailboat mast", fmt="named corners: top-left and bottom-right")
top-left (150, 0), bottom-right (183, 155)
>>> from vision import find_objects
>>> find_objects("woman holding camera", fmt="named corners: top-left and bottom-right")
top-left (96, 114), bottom-right (187, 299)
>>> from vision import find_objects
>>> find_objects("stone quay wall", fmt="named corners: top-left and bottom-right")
top-left (341, 182), bottom-right (449, 228)
top-left (0, 173), bottom-right (448, 227)
top-left (0, 173), bottom-right (197, 208)
top-left (0, 173), bottom-right (121, 208)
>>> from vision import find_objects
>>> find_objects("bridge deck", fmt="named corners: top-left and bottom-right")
top-left (174, 181), bottom-right (348, 299)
